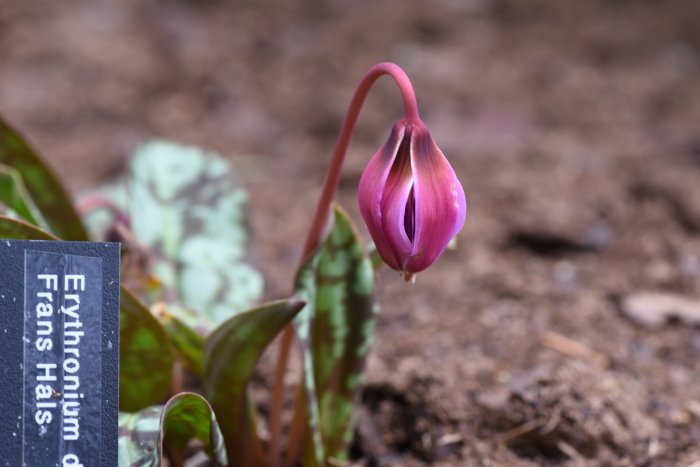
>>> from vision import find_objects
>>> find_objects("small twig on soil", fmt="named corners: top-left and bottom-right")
top-left (557, 440), bottom-right (585, 461)
top-left (540, 331), bottom-right (609, 368)
top-left (648, 438), bottom-right (661, 458)
top-left (541, 406), bottom-right (561, 435)
top-left (686, 400), bottom-right (700, 419)
top-left (436, 433), bottom-right (464, 447)
top-left (498, 419), bottom-right (544, 444)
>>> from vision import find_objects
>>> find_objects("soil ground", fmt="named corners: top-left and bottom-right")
top-left (2, 1), bottom-right (700, 465)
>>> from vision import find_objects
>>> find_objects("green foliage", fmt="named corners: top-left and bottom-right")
top-left (0, 116), bottom-right (88, 240)
top-left (0, 215), bottom-right (56, 240)
top-left (118, 392), bottom-right (226, 467)
top-left (204, 298), bottom-right (306, 465)
top-left (294, 206), bottom-right (378, 464)
top-left (120, 288), bottom-right (175, 412)
top-left (81, 142), bottom-right (269, 416)
top-left (129, 140), bottom-right (264, 329)
top-left (0, 164), bottom-right (47, 227)
top-left (0, 115), bottom-right (382, 466)
top-left (118, 406), bottom-right (162, 467)
top-left (154, 304), bottom-right (206, 377)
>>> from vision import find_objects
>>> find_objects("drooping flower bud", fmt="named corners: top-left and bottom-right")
top-left (358, 120), bottom-right (466, 280)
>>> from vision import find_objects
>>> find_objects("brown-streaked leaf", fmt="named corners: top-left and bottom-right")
top-left (0, 115), bottom-right (88, 240)
top-left (294, 205), bottom-right (378, 464)
top-left (0, 164), bottom-right (47, 228)
top-left (152, 302), bottom-right (206, 378)
top-left (120, 287), bottom-right (175, 412)
top-left (204, 298), bottom-right (306, 466)
top-left (118, 392), bottom-right (226, 466)
top-left (0, 215), bottom-right (56, 240)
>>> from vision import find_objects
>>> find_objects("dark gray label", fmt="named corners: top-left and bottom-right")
top-left (23, 250), bottom-right (102, 467)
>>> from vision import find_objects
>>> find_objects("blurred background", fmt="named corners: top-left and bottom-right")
top-left (2, 0), bottom-right (700, 465)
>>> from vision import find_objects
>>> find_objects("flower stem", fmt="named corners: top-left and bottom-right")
top-left (268, 62), bottom-right (420, 466)
top-left (300, 61), bottom-right (420, 264)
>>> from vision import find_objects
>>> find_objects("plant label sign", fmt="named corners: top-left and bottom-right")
top-left (0, 241), bottom-right (119, 467)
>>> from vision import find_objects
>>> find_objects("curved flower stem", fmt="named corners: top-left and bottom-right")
top-left (268, 62), bottom-right (420, 466)
top-left (300, 61), bottom-right (420, 265)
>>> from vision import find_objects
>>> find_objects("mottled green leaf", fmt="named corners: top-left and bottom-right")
top-left (367, 243), bottom-right (384, 271)
top-left (0, 115), bottom-right (88, 240)
top-left (129, 140), bottom-right (263, 329)
top-left (0, 164), bottom-right (47, 227)
top-left (204, 298), bottom-right (306, 466)
top-left (153, 303), bottom-right (206, 377)
top-left (160, 393), bottom-right (226, 464)
top-left (294, 206), bottom-right (378, 463)
top-left (120, 287), bottom-right (175, 412)
top-left (294, 252), bottom-right (326, 467)
top-left (118, 392), bottom-right (226, 466)
top-left (118, 406), bottom-right (162, 467)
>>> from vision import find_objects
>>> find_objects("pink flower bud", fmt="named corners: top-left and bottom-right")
top-left (358, 120), bottom-right (466, 280)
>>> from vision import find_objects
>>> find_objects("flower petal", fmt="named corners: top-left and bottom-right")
top-left (405, 124), bottom-right (467, 273)
top-left (358, 122), bottom-right (406, 270)
top-left (379, 129), bottom-right (414, 268)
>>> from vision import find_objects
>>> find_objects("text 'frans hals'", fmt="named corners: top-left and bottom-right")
top-left (24, 251), bottom-right (102, 467)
